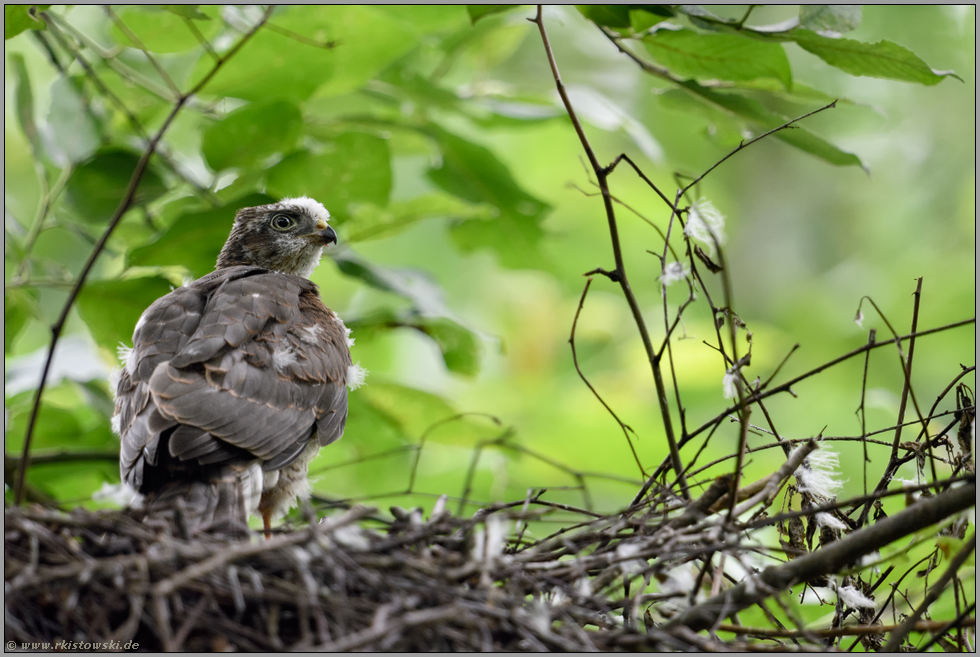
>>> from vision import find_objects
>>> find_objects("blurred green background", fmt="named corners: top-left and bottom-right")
top-left (4, 5), bottom-right (975, 522)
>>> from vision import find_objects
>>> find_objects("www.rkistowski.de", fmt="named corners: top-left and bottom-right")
top-left (7, 640), bottom-right (139, 650)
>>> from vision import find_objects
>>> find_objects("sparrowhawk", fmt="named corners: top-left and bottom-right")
top-left (113, 197), bottom-right (362, 536)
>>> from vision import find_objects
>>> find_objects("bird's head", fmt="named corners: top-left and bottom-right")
top-left (216, 197), bottom-right (337, 278)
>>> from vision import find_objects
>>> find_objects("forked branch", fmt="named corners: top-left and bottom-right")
top-left (531, 5), bottom-right (688, 499)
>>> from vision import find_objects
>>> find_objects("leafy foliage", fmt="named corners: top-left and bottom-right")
top-left (2, 6), bottom-right (973, 648)
top-left (128, 193), bottom-right (276, 277)
top-left (792, 31), bottom-right (957, 85)
top-left (4, 5), bottom-right (50, 41)
top-left (64, 149), bottom-right (167, 223)
top-left (3, 5), bottom-right (971, 534)
top-left (201, 100), bottom-right (302, 171)
top-left (643, 29), bottom-right (793, 89)
top-left (76, 276), bottom-right (175, 353)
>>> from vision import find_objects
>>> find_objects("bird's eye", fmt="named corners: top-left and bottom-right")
top-left (270, 214), bottom-right (295, 231)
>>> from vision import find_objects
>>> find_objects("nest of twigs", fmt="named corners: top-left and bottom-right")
top-left (4, 498), bottom-right (716, 652)
top-left (5, 457), bottom-right (976, 652)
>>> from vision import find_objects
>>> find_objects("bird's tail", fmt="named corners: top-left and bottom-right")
top-left (141, 465), bottom-right (260, 538)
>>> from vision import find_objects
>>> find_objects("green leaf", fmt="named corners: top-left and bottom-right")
top-left (629, 8), bottom-right (671, 33)
top-left (110, 6), bottom-right (221, 53)
top-left (313, 6), bottom-right (421, 97)
top-left (344, 386), bottom-right (410, 449)
top-left (425, 127), bottom-right (550, 269)
top-left (342, 382), bottom-right (474, 456)
top-left (77, 276), bottom-right (175, 352)
top-left (4, 384), bottom-right (120, 502)
top-left (6, 404), bottom-right (81, 453)
top-left (419, 317), bottom-right (480, 376)
top-left (24, 226), bottom-right (91, 282)
top-left (643, 29), bottom-right (793, 89)
top-left (201, 100), bottom-right (302, 171)
top-left (190, 8), bottom-right (334, 101)
top-left (428, 126), bottom-right (547, 217)
top-left (448, 214), bottom-right (545, 270)
top-left (799, 5), bottom-right (861, 34)
top-left (64, 148), bottom-right (167, 224)
top-left (728, 79), bottom-right (847, 106)
top-left (675, 5), bottom-right (729, 22)
top-left (677, 80), bottom-right (865, 169)
top-left (46, 76), bottom-right (101, 163)
top-left (658, 88), bottom-right (745, 146)
top-left (347, 309), bottom-right (481, 376)
top-left (333, 251), bottom-right (451, 316)
top-left (470, 98), bottom-right (565, 127)
top-left (6, 384), bottom-right (119, 462)
top-left (675, 5), bottom-right (735, 32)
top-left (377, 6), bottom-right (469, 34)
top-left (792, 31), bottom-right (957, 86)
top-left (266, 132), bottom-right (391, 222)
top-left (770, 117), bottom-right (866, 169)
top-left (76, 379), bottom-right (116, 420)
top-left (4, 5), bottom-right (49, 40)
top-left (332, 251), bottom-right (481, 374)
top-left (9, 53), bottom-right (41, 155)
top-left (345, 194), bottom-right (494, 243)
top-left (466, 5), bottom-right (520, 23)
top-left (4, 288), bottom-right (37, 353)
top-left (192, 6), bottom-right (417, 101)
top-left (161, 5), bottom-right (210, 20)
top-left (129, 193), bottom-right (275, 278)
top-left (373, 69), bottom-right (562, 129)
top-left (360, 382), bottom-right (459, 437)
top-left (576, 5), bottom-right (631, 29)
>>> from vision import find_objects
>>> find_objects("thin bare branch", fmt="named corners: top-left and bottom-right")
top-left (531, 5), bottom-right (687, 499)
top-left (569, 277), bottom-right (646, 478)
top-left (882, 532), bottom-right (976, 652)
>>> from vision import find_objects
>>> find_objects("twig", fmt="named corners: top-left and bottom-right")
top-left (42, 14), bottom-right (221, 205)
top-left (45, 11), bottom-right (176, 102)
top-left (569, 277), bottom-right (646, 477)
top-left (6, 450), bottom-right (120, 467)
top-left (881, 531), bottom-right (976, 652)
top-left (154, 506), bottom-right (374, 596)
top-left (745, 474), bottom-right (974, 533)
top-left (857, 329), bottom-right (876, 496)
top-left (11, 166), bottom-right (73, 285)
top-left (264, 21), bottom-right (337, 49)
top-left (857, 279), bottom-right (933, 527)
top-left (680, 101), bottom-right (839, 196)
top-left (718, 616), bottom-right (975, 639)
top-left (407, 412), bottom-right (502, 494)
top-left (890, 278), bottom-right (924, 464)
top-left (727, 439), bottom-right (818, 519)
top-left (916, 365), bottom-right (976, 443)
top-left (183, 16), bottom-right (219, 63)
top-left (104, 5), bottom-right (182, 97)
top-left (917, 604), bottom-right (976, 652)
top-left (682, 318), bottom-right (975, 448)
top-left (664, 481), bottom-right (976, 632)
top-left (604, 153), bottom-right (678, 213)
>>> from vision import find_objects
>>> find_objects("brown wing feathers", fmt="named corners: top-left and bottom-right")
top-left (118, 266), bottom-right (349, 493)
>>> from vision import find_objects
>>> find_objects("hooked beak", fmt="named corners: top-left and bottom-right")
top-left (315, 218), bottom-right (338, 246)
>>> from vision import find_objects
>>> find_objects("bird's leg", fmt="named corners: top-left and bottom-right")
top-left (262, 509), bottom-right (273, 540)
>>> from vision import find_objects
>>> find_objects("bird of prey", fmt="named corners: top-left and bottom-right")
top-left (112, 197), bottom-right (363, 536)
